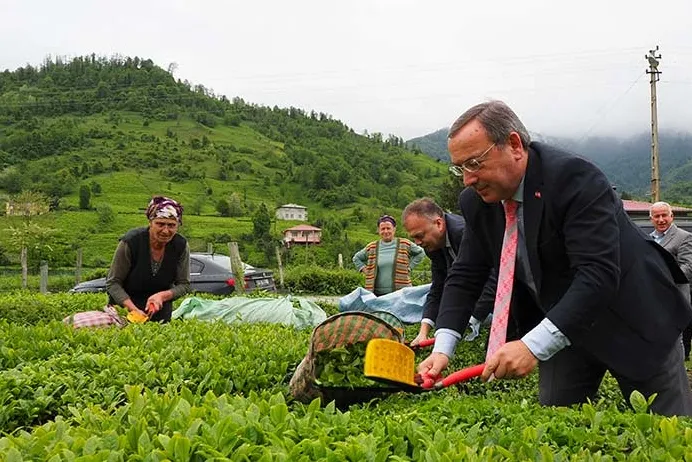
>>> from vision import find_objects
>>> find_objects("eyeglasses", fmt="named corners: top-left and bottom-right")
top-left (448, 143), bottom-right (496, 177)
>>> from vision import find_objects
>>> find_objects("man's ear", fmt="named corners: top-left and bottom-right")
top-left (508, 132), bottom-right (524, 153)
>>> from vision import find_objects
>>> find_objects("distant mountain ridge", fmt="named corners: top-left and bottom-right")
top-left (407, 128), bottom-right (692, 203)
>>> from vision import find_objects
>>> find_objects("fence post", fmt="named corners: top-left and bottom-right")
top-left (40, 260), bottom-right (48, 294)
top-left (338, 253), bottom-right (343, 269)
top-left (207, 242), bottom-right (213, 254)
top-left (275, 246), bottom-right (284, 289)
top-left (21, 246), bottom-right (28, 289)
top-left (75, 247), bottom-right (83, 284)
top-left (228, 242), bottom-right (245, 294)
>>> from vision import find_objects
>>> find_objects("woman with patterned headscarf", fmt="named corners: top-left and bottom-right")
top-left (352, 214), bottom-right (425, 296)
top-left (106, 196), bottom-right (190, 323)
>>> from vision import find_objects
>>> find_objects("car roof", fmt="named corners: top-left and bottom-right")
top-left (190, 253), bottom-right (255, 272)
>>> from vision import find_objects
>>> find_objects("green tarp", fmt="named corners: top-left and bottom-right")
top-left (172, 295), bottom-right (327, 330)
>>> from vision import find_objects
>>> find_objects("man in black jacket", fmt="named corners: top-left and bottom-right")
top-left (402, 198), bottom-right (494, 346)
top-left (418, 100), bottom-right (692, 416)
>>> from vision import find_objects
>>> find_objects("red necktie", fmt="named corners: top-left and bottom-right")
top-left (485, 199), bottom-right (518, 361)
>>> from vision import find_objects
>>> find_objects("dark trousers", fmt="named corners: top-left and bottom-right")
top-left (683, 321), bottom-right (692, 359)
top-left (538, 340), bottom-right (692, 416)
top-left (148, 302), bottom-right (173, 323)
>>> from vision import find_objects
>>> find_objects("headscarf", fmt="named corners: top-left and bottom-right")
top-left (146, 196), bottom-right (184, 224)
top-left (377, 214), bottom-right (396, 227)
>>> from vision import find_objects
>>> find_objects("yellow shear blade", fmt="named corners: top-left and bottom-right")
top-left (364, 338), bottom-right (417, 387)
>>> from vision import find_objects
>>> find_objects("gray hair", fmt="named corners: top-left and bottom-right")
top-left (649, 201), bottom-right (673, 217)
top-left (448, 100), bottom-right (531, 149)
top-left (402, 198), bottom-right (444, 222)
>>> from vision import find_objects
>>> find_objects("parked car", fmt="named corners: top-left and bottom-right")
top-left (69, 253), bottom-right (276, 295)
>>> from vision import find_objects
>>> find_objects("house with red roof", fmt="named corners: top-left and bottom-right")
top-left (282, 224), bottom-right (322, 248)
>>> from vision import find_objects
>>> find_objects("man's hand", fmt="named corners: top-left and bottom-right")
top-left (410, 324), bottom-right (432, 347)
top-left (481, 340), bottom-right (538, 381)
top-left (417, 352), bottom-right (450, 379)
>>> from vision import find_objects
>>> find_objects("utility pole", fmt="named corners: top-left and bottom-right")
top-left (646, 46), bottom-right (662, 202)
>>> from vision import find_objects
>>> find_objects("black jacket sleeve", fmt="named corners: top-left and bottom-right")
top-left (422, 251), bottom-right (446, 322)
top-left (471, 268), bottom-right (497, 320)
top-left (435, 197), bottom-right (494, 334)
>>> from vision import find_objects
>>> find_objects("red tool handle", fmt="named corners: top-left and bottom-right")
top-left (437, 364), bottom-right (485, 388)
top-left (414, 338), bottom-right (436, 348)
top-left (420, 363), bottom-right (485, 389)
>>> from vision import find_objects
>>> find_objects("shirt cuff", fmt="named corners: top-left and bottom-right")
top-left (432, 329), bottom-right (461, 358)
top-left (521, 318), bottom-right (571, 361)
top-left (421, 318), bottom-right (435, 328)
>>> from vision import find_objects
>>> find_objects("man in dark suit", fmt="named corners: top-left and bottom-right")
top-left (650, 201), bottom-right (692, 357)
top-left (418, 100), bottom-right (692, 415)
top-left (402, 198), bottom-right (494, 346)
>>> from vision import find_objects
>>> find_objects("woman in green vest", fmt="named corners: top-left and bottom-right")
top-left (352, 215), bottom-right (425, 296)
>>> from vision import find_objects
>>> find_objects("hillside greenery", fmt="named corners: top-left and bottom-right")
top-left (0, 55), bottom-right (450, 271)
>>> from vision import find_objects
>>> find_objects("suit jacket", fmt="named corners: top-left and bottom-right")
top-left (655, 223), bottom-right (692, 303)
top-left (436, 142), bottom-right (692, 380)
top-left (655, 224), bottom-right (692, 282)
top-left (423, 213), bottom-right (496, 324)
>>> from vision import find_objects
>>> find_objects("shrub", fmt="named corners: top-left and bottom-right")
top-left (283, 265), bottom-right (363, 295)
top-left (0, 291), bottom-right (108, 324)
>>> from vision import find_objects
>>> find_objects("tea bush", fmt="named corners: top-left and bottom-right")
top-left (283, 265), bottom-right (364, 295)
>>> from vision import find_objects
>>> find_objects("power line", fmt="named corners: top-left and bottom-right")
top-left (577, 71), bottom-right (646, 142)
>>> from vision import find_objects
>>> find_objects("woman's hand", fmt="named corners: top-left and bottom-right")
top-left (146, 292), bottom-right (166, 314)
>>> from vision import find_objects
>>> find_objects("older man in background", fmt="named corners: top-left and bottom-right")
top-left (650, 201), bottom-right (692, 358)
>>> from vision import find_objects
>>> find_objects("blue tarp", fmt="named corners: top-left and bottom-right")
top-left (338, 284), bottom-right (431, 324)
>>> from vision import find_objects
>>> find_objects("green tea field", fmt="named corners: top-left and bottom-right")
top-left (0, 291), bottom-right (690, 460)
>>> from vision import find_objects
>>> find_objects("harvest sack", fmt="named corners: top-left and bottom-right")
top-left (289, 311), bottom-right (404, 406)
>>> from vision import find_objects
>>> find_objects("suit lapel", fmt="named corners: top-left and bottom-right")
top-left (522, 148), bottom-right (544, 293)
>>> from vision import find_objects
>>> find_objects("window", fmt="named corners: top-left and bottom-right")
top-left (190, 259), bottom-right (204, 274)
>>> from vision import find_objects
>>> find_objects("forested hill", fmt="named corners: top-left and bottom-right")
top-left (0, 55), bottom-right (448, 213)
top-left (407, 127), bottom-right (692, 204)
top-left (406, 128), bottom-right (448, 161)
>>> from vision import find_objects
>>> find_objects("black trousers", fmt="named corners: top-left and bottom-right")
top-left (538, 340), bottom-right (692, 416)
top-left (683, 321), bottom-right (692, 359)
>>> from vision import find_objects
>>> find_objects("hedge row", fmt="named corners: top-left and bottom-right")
top-left (283, 265), bottom-right (364, 295)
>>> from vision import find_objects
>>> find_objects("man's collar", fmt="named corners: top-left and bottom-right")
top-left (652, 223), bottom-right (675, 237)
top-left (502, 177), bottom-right (525, 205)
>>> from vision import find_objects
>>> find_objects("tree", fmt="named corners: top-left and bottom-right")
top-left (97, 204), bottom-right (115, 226)
top-left (252, 203), bottom-right (272, 241)
top-left (227, 193), bottom-right (244, 217)
top-left (436, 174), bottom-right (465, 214)
top-left (79, 184), bottom-right (91, 209)
top-left (216, 199), bottom-right (231, 217)
top-left (89, 181), bottom-right (102, 195)
top-left (189, 196), bottom-right (205, 216)
top-left (0, 169), bottom-right (24, 194)
top-left (3, 191), bottom-right (52, 288)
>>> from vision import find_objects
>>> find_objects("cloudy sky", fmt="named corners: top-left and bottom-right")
top-left (2, 0), bottom-right (692, 140)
